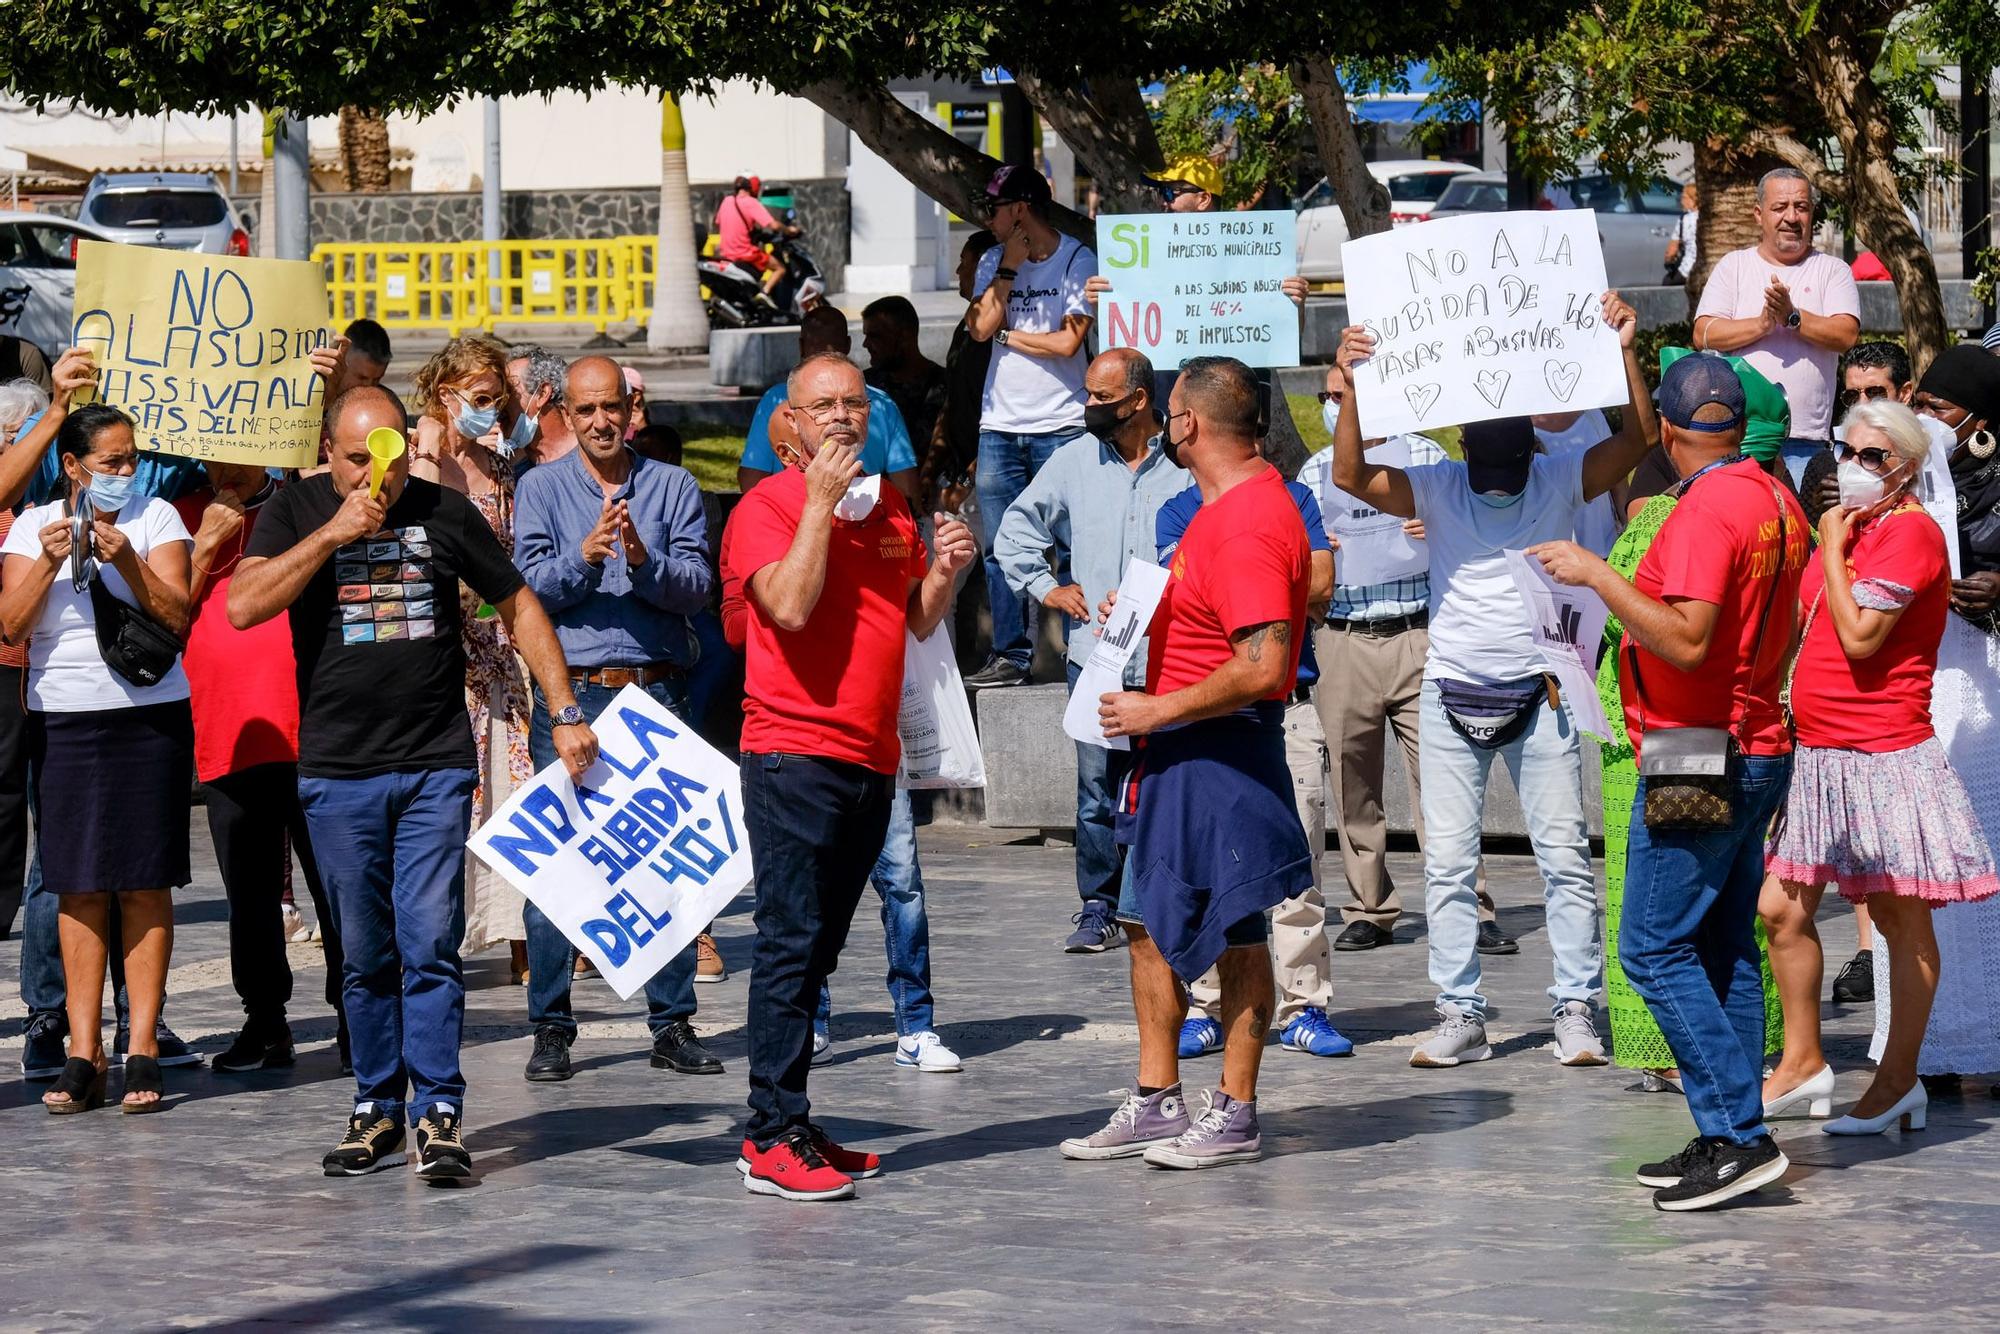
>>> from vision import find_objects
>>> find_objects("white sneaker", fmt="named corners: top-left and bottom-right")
top-left (1551, 1001), bottom-right (1608, 1066)
top-left (1409, 1002), bottom-right (1491, 1068)
top-left (810, 1029), bottom-right (833, 1066)
top-left (282, 904), bottom-right (319, 944)
top-left (895, 1031), bottom-right (962, 1073)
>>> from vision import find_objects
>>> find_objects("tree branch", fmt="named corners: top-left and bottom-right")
top-left (1290, 54), bottom-right (1390, 239)
top-left (1017, 72), bottom-right (1159, 214)
top-left (1736, 128), bottom-right (1846, 203)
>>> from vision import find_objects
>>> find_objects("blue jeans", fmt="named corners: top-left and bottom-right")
top-left (1067, 660), bottom-right (1131, 914)
top-left (975, 428), bottom-right (1079, 668)
top-left (299, 767), bottom-right (476, 1125)
top-left (523, 681), bottom-right (698, 1039)
top-left (816, 787), bottom-right (936, 1036)
top-left (1777, 437), bottom-right (1826, 491)
top-left (1417, 680), bottom-right (1601, 1019)
top-left (1620, 754), bottom-right (1791, 1146)
top-left (741, 751), bottom-right (893, 1149)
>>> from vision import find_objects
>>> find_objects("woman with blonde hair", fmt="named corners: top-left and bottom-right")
top-left (412, 337), bottom-right (534, 978)
top-left (1761, 397), bottom-right (1999, 1136)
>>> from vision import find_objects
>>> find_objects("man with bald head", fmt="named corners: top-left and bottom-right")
top-left (995, 347), bottom-right (1185, 952)
top-left (511, 355), bottom-right (720, 1084)
top-left (737, 305), bottom-right (920, 503)
top-left (232, 383), bottom-right (600, 1182)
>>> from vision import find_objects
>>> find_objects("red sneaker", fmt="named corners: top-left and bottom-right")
top-left (741, 1130), bottom-right (856, 1201)
top-left (805, 1123), bottom-right (881, 1179)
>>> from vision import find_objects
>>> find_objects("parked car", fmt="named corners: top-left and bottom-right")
top-left (1295, 159), bottom-right (1481, 281)
top-left (0, 212), bottom-right (117, 362)
top-left (1426, 170), bottom-right (1687, 287)
top-left (78, 172), bottom-right (250, 256)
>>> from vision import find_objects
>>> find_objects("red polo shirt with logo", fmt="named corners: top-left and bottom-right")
top-left (721, 468), bottom-right (927, 773)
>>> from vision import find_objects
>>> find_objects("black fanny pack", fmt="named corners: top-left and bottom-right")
top-left (1435, 676), bottom-right (1550, 750)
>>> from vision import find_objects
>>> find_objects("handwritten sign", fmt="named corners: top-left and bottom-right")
top-left (1095, 210), bottom-right (1299, 369)
top-left (1065, 558), bottom-right (1172, 750)
top-left (1341, 210), bottom-right (1622, 438)
top-left (1504, 549), bottom-right (1611, 740)
top-left (71, 240), bottom-right (330, 468)
top-left (468, 685), bottom-right (751, 1000)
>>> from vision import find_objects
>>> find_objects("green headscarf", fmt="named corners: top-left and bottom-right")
top-left (1659, 346), bottom-right (1789, 462)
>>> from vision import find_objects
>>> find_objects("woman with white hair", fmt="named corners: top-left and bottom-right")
top-left (0, 377), bottom-right (50, 450)
top-left (1759, 399), bottom-right (1998, 1136)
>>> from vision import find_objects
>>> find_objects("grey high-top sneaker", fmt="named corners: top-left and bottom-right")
top-left (1059, 1085), bottom-right (1191, 1160)
top-left (1142, 1089), bottom-right (1263, 1169)
top-left (1409, 1002), bottom-right (1492, 1068)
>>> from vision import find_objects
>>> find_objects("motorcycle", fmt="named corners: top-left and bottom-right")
top-left (699, 232), bottom-right (826, 329)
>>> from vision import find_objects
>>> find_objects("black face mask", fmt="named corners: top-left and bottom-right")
top-left (1161, 414), bottom-right (1187, 469)
top-left (1083, 392), bottom-right (1138, 436)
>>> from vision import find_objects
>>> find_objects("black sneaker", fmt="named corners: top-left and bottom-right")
top-left (1831, 950), bottom-right (1874, 1003)
top-left (525, 1024), bottom-right (573, 1082)
top-left (20, 1012), bottom-right (68, 1081)
top-left (1334, 921), bottom-right (1393, 951)
top-left (1475, 921), bottom-right (1519, 956)
top-left (1635, 1135), bottom-right (1712, 1187)
top-left (114, 1020), bottom-right (203, 1068)
top-left (213, 1023), bottom-right (296, 1073)
top-left (963, 657), bottom-right (1029, 690)
top-left (651, 1019), bottom-right (724, 1074)
top-left (414, 1110), bottom-right (473, 1181)
top-left (1652, 1136), bottom-right (1787, 1212)
top-left (322, 1109), bottom-right (408, 1177)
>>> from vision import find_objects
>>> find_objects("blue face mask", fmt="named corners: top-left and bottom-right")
top-left (1321, 397), bottom-right (1342, 440)
top-left (493, 411), bottom-right (538, 460)
top-left (86, 468), bottom-right (138, 512)
top-left (453, 396), bottom-right (500, 441)
top-left (1473, 489), bottom-right (1524, 509)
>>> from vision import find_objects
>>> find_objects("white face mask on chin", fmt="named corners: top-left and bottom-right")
top-left (834, 472), bottom-right (881, 522)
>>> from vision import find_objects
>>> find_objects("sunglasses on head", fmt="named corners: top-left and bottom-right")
top-left (1836, 442), bottom-right (1896, 470)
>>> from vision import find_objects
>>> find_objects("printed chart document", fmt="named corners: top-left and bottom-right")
top-left (1503, 549), bottom-right (1611, 740)
top-left (1064, 558), bottom-right (1172, 750)
top-left (1314, 437), bottom-right (1429, 586)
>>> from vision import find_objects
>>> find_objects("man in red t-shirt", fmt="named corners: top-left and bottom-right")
top-left (720, 351), bottom-right (975, 1202)
top-left (175, 462), bottom-right (346, 1074)
top-left (714, 175), bottom-right (799, 299)
top-left (1056, 357), bottom-right (1311, 1172)
top-left (1531, 352), bottom-right (1808, 1213)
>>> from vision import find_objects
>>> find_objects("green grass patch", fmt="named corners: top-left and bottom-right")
top-left (680, 428), bottom-right (747, 492)
top-left (1287, 391), bottom-right (1462, 459)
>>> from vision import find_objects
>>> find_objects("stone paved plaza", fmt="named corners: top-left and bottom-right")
top-left (3, 826), bottom-right (1997, 1331)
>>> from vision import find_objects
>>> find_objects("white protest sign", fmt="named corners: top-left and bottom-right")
top-left (1064, 558), bottom-right (1172, 750)
top-left (1341, 209), bottom-right (1623, 439)
top-left (1918, 418), bottom-right (1963, 579)
top-left (467, 685), bottom-right (751, 1000)
top-left (1303, 440), bottom-right (1429, 587)
top-left (1504, 549), bottom-right (1612, 740)
top-left (1095, 210), bottom-right (1300, 369)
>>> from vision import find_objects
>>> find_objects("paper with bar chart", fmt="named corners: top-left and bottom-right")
top-left (1063, 558), bottom-right (1173, 750)
top-left (1503, 548), bottom-right (1611, 741)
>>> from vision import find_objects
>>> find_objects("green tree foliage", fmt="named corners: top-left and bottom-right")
top-left (1153, 66), bottom-right (1313, 207)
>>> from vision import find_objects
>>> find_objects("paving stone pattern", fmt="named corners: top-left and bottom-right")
top-left (2, 827), bottom-right (1996, 1330)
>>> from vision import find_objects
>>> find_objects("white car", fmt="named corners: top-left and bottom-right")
top-left (0, 212), bottom-right (114, 362)
top-left (1295, 160), bottom-right (1481, 282)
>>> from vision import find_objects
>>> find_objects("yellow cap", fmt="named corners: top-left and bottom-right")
top-left (1158, 155), bottom-right (1225, 198)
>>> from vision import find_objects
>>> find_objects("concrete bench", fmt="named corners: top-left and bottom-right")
top-left (974, 681), bottom-right (1606, 840)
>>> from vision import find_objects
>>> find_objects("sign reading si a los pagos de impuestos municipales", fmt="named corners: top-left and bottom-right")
top-left (1094, 210), bottom-right (1300, 370)
top-left (70, 240), bottom-right (331, 469)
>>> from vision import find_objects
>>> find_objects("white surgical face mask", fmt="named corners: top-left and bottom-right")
top-left (1321, 397), bottom-right (1342, 439)
top-left (834, 472), bottom-right (881, 522)
top-left (1837, 458), bottom-right (1907, 512)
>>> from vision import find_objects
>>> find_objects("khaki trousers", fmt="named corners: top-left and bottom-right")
top-left (1188, 699), bottom-right (1333, 1024)
top-left (1312, 622), bottom-right (1492, 930)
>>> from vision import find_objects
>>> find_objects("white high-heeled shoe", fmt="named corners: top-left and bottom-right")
top-left (1763, 1064), bottom-right (1836, 1119)
top-left (1823, 1083), bottom-right (1928, 1135)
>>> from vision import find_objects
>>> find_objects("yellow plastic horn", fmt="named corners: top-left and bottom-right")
top-left (366, 426), bottom-right (406, 498)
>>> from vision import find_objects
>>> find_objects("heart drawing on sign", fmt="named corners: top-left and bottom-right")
top-left (1474, 369), bottom-right (1511, 409)
top-left (1404, 383), bottom-right (1442, 420)
top-left (1545, 360), bottom-right (1582, 401)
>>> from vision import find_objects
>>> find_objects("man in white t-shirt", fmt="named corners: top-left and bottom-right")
top-left (1329, 293), bottom-right (1654, 1070)
top-left (963, 164), bottom-right (1097, 689)
top-left (1694, 168), bottom-right (1861, 489)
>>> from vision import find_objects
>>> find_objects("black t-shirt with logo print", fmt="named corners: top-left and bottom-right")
top-left (245, 473), bottom-right (525, 779)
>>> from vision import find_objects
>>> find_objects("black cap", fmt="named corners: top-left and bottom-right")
top-left (1461, 416), bottom-right (1537, 494)
top-left (983, 164), bottom-right (1052, 208)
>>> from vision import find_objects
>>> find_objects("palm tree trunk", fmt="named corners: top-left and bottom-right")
top-left (337, 107), bottom-right (392, 193)
top-left (647, 95), bottom-right (711, 354)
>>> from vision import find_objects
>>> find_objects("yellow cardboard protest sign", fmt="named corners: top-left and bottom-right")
top-left (70, 240), bottom-right (330, 468)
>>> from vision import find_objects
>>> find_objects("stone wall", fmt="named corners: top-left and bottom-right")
top-left (218, 180), bottom-right (849, 289)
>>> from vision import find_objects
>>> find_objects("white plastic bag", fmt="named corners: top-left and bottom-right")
top-left (897, 628), bottom-right (986, 789)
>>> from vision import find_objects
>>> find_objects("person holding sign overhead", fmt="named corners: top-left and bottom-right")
top-left (1330, 290), bottom-right (1652, 1071)
top-left (720, 350), bottom-right (976, 1202)
top-left (229, 384), bottom-right (599, 1183)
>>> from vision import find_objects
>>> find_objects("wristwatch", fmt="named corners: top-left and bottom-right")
top-left (550, 704), bottom-right (586, 728)
top-left (1785, 310), bottom-right (1801, 329)
top-left (995, 328), bottom-right (1011, 347)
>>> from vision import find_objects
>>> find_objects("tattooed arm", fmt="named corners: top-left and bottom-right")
top-left (1099, 620), bottom-right (1293, 738)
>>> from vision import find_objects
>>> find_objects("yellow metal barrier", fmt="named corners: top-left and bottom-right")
top-left (315, 237), bottom-right (660, 335)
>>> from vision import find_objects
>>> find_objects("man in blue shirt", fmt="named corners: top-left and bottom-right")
top-left (1154, 446), bottom-right (1349, 1059)
top-left (736, 305), bottom-right (919, 502)
top-left (511, 354), bottom-right (723, 1085)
